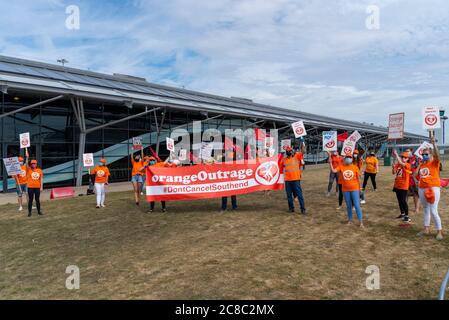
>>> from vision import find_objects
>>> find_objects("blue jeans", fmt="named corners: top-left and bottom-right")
top-left (285, 180), bottom-right (305, 210)
top-left (222, 196), bottom-right (237, 210)
top-left (343, 190), bottom-right (363, 221)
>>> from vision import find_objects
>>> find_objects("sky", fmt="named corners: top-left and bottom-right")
top-left (1, 0), bottom-right (449, 135)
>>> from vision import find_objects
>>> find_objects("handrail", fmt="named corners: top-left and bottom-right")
top-left (438, 268), bottom-right (449, 300)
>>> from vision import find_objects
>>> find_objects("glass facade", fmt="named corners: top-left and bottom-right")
top-left (1, 91), bottom-right (278, 192)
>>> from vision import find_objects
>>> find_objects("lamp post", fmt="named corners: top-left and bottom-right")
top-left (440, 109), bottom-right (447, 144)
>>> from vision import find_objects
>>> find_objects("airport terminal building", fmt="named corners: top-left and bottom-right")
top-left (0, 55), bottom-right (425, 192)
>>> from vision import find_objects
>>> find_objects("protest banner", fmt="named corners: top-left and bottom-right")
top-left (146, 156), bottom-right (284, 201)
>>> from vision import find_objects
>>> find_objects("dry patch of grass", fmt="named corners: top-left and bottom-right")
top-left (1, 165), bottom-right (448, 299)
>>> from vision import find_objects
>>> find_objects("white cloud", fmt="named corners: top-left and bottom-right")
top-left (1, 0), bottom-right (449, 135)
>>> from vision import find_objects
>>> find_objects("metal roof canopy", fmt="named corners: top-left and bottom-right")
top-left (0, 55), bottom-right (425, 140)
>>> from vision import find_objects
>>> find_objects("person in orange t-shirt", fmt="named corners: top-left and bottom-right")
top-left (130, 152), bottom-right (145, 206)
top-left (392, 150), bottom-right (412, 223)
top-left (353, 149), bottom-right (367, 204)
top-left (26, 159), bottom-right (44, 217)
top-left (280, 145), bottom-right (306, 214)
top-left (328, 151), bottom-right (344, 209)
top-left (92, 158), bottom-right (110, 209)
top-left (331, 152), bottom-right (363, 227)
top-left (362, 150), bottom-right (379, 191)
top-left (414, 137), bottom-right (443, 240)
top-left (12, 156), bottom-right (28, 212)
top-left (327, 151), bottom-right (342, 197)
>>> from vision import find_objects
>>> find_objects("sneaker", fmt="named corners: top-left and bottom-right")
top-left (417, 231), bottom-right (429, 237)
top-left (402, 216), bottom-right (411, 223)
top-left (396, 214), bottom-right (405, 219)
top-left (148, 209), bottom-right (154, 213)
top-left (96, 206), bottom-right (100, 209)
top-left (101, 204), bottom-right (106, 208)
top-left (436, 233), bottom-right (444, 241)
top-left (140, 192), bottom-right (144, 196)
top-left (288, 209), bottom-right (295, 213)
top-left (219, 210), bottom-right (226, 214)
top-left (38, 212), bottom-right (43, 216)
top-left (326, 192), bottom-right (331, 197)
top-left (162, 208), bottom-right (167, 213)
top-left (336, 206), bottom-right (342, 210)
top-left (361, 200), bottom-right (366, 204)
top-left (300, 208), bottom-right (306, 215)
top-left (27, 212), bottom-right (32, 217)
top-left (19, 206), bottom-right (23, 211)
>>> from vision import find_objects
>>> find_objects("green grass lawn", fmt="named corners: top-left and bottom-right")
top-left (1, 165), bottom-right (448, 299)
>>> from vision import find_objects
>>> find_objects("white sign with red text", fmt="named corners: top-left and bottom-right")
top-left (292, 121), bottom-right (307, 138)
top-left (83, 153), bottom-right (94, 167)
top-left (423, 106), bottom-right (441, 130)
top-left (388, 113), bottom-right (405, 140)
top-left (166, 137), bottom-right (175, 152)
top-left (414, 141), bottom-right (434, 159)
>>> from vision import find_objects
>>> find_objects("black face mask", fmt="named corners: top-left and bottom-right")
top-left (286, 151), bottom-right (293, 157)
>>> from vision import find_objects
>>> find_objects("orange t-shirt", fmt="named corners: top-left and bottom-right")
top-left (92, 166), bottom-right (110, 184)
top-left (394, 163), bottom-right (412, 190)
top-left (338, 164), bottom-right (360, 192)
top-left (365, 156), bottom-right (378, 173)
top-left (26, 167), bottom-right (43, 189)
top-left (16, 165), bottom-right (28, 185)
top-left (330, 154), bottom-right (342, 169)
top-left (419, 160), bottom-right (440, 189)
top-left (131, 158), bottom-right (145, 176)
top-left (281, 152), bottom-right (303, 181)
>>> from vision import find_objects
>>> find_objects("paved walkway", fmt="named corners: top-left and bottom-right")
top-left (0, 181), bottom-right (133, 206)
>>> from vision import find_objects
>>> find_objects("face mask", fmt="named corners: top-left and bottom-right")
top-left (150, 161), bottom-right (156, 165)
top-left (344, 158), bottom-right (353, 165)
top-left (286, 151), bottom-right (293, 157)
top-left (422, 155), bottom-right (430, 161)
top-left (353, 154), bottom-right (358, 158)
top-left (31, 164), bottom-right (37, 169)
top-left (135, 157), bottom-right (141, 161)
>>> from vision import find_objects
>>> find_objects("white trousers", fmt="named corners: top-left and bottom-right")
top-left (418, 187), bottom-right (442, 230)
top-left (95, 183), bottom-right (106, 206)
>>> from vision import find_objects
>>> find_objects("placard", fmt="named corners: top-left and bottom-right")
top-left (178, 149), bottom-right (187, 161)
top-left (292, 121), bottom-right (307, 138)
top-left (3, 157), bottom-right (23, 176)
top-left (132, 136), bottom-right (142, 150)
top-left (322, 131), bottom-right (337, 152)
top-left (166, 137), bottom-right (175, 152)
top-left (19, 132), bottom-right (30, 149)
top-left (414, 141), bottom-right (434, 159)
top-left (388, 113), bottom-right (405, 140)
top-left (423, 106), bottom-right (441, 130)
top-left (281, 139), bottom-right (291, 151)
top-left (200, 142), bottom-right (213, 161)
top-left (83, 153), bottom-right (94, 167)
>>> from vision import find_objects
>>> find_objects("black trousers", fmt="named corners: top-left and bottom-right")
top-left (28, 188), bottom-right (41, 214)
top-left (338, 184), bottom-right (343, 206)
top-left (222, 196), bottom-right (237, 210)
top-left (394, 188), bottom-right (409, 216)
top-left (362, 172), bottom-right (377, 190)
top-left (150, 201), bottom-right (166, 210)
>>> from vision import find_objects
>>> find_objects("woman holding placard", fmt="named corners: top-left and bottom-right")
top-left (26, 159), bottom-right (44, 217)
top-left (414, 137), bottom-right (444, 240)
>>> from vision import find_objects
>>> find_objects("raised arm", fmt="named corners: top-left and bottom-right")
top-left (431, 136), bottom-right (440, 162)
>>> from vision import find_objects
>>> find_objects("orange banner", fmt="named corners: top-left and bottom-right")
top-left (146, 156), bottom-right (284, 201)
